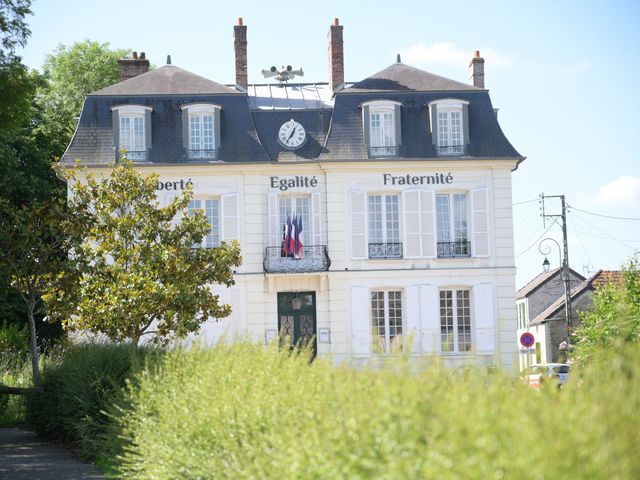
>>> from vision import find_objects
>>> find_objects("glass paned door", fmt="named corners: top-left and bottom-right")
top-left (277, 292), bottom-right (317, 358)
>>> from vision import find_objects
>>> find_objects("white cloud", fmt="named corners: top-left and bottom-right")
top-left (578, 176), bottom-right (640, 208)
top-left (400, 41), bottom-right (513, 69)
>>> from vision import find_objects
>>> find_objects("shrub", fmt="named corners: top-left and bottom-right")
top-left (113, 342), bottom-right (640, 479)
top-left (26, 342), bottom-right (161, 461)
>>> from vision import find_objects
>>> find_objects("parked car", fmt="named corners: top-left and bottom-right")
top-left (522, 363), bottom-right (570, 389)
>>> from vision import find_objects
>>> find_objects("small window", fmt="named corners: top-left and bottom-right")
top-left (436, 193), bottom-right (470, 258)
top-left (181, 104), bottom-right (221, 161)
top-left (112, 105), bottom-right (152, 162)
top-left (362, 100), bottom-right (401, 157)
top-left (428, 99), bottom-right (469, 156)
top-left (188, 198), bottom-right (220, 248)
top-left (371, 290), bottom-right (403, 353)
top-left (440, 289), bottom-right (471, 353)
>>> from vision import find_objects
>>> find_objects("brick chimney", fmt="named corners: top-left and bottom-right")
top-left (118, 51), bottom-right (150, 82)
top-left (328, 18), bottom-right (344, 93)
top-left (469, 50), bottom-right (485, 88)
top-left (234, 17), bottom-right (248, 92)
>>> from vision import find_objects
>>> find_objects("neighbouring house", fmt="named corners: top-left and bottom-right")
top-left (517, 268), bottom-right (622, 367)
top-left (60, 18), bottom-right (524, 370)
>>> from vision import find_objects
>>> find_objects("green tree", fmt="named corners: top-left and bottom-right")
top-left (56, 160), bottom-right (242, 346)
top-left (36, 41), bottom-right (129, 157)
top-left (574, 257), bottom-right (640, 363)
top-left (0, 199), bottom-right (76, 386)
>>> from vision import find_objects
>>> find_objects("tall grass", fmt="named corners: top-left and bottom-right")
top-left (112, 343), bottom-right (640, 479)
top-left (0, 322), bottom-right (31, 426)
top-left (26, 342), bottom-right (162, 462)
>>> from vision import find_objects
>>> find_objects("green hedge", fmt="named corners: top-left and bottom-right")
top-left (112, 343), bottom-right (639, 479)
top-left (26, 342), bottom-right (161, 462)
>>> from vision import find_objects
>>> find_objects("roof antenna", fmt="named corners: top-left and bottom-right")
top-left (396, 53), bottom-right (401, 63)
top-left (166, 55), bottom-right (172, 65)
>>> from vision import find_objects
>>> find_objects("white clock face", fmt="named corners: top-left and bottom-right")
top-left (278, 119), bottom-right (307, 150)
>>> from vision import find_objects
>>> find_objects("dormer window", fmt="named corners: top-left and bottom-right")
top-left (362, 100), bottom-right (402, 157)
top-left (181, 103), bottom-right (221, 161)
top-left (112, 105), bottom-right (152, 162)
top-left (428, 99), bottom-right (469, 156)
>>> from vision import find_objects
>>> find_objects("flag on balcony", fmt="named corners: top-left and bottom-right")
top-left (289, 213), bottom-right (297, 257)
top-left (280, 221), bottom-right (288, 257)
top-left (294, 214), bottom-right (303, 258)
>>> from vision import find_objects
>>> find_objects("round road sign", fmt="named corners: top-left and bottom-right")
top-left (520, 332), bottom-right (535, 348)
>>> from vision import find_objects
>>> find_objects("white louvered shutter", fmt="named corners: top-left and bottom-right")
top-left (351, 286), bottom-right (371, 355)
top-left (403, 190), bottom-right (421, 258)
top-left (420, 191), bottom-right (436, 258)
top-left (405, 286), bottom-right (421, 353)
top-left (267, 192), bottom-right (278, 247)
top-left (419, 284), bottom-right (440, 353)
top-left (312, 191), bottom-right (322, 246)
top-left (471, 188), bottom-right (489, 257)
top-left (221, 193), bottom-right (239, 242)
top-left (350, 190), bottom-right (367, 259)
top-left (474, 283), bottom-right (495, 353)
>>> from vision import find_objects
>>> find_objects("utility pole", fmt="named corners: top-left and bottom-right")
top-left (540, 193), bottom-right (573, 342)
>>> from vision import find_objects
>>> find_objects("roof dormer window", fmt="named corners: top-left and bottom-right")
top-left (428, 99), bottom-right (469, 156)
top-left (112, 105), bottom-right (152, 162)
top-left (362, 100), bottom-right (402, 158)
top-left (181, 103), bottom-right (222, 161)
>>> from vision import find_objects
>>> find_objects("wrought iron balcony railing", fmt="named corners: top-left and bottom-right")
top-left (368, 243), bottom-right (403, 259)
top-left (368, 145), bottom-right (400, 157)
top-left (264, 245), bottom-right (331, 273)
top-left (437, 241), bottom-right (471, 258)
top-left (437, 144), bottom-right (466, 156)
top-left (189, 149), bottom-right (216, 160)
top-left (124, 150), bottom-right (147, 162)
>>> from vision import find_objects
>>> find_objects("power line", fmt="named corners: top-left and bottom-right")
top-left (512, 198), bottom-right (539, 206)
top-left (515, 223), bottom-right (555, 259)
top-left (570, 211), bottom-right (637, 252)
top-left (568, 205), bottom-right (640, 221)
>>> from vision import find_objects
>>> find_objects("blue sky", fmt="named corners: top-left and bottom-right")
top-left (18, 0), bottom-right (640, 287)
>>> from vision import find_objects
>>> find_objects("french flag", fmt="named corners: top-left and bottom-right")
top-left (295, 214), bottom-right (303, 258)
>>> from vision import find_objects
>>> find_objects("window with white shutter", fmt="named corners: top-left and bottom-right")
top-left (349, 191), bottom-right (367, 259)
top-left (471, 188), bottom-right (490, 257)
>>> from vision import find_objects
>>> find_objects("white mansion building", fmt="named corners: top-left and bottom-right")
top-left (62, 19), bottom-right (524, 370)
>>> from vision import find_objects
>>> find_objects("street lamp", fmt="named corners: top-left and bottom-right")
top-left (538, 237), bottom-right (573, 350)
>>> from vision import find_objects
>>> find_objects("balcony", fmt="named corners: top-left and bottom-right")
top-left (188, 149), bottom-right (216, 160)
top-left (368, 145), bottom-right (399, 157)
top-left (264, 245), bottom-right (331, 273)
top-left (437, 241), bottom-right (471, 258)
top-left (368, 243), bottom-right (403, 259)
top-left (437, 144), bottom-right (466, 156)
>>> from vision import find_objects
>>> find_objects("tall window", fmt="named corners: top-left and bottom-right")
top-left (188, 199), bottom-right (220, 248)
top-left (370, 110), bottom-right (395, 156)
top-left (368, 194), bottom-right (401, 258)
top-left (518, 303), bottom-right (526, 329)
top-left (437, 109), bottom-right (464, 155)
top-left (436, 193), bottom-right (469, 257)
top-left (119, 114), bottom-right (145, 161)
top-left (440, 289), bottom-right (471, 353)
top-left (189, 112), bottom-right (215, 159)
top-left (371, 290), bottom-right (403, 353)
top-left (278, 196), bottom-right (311, 247)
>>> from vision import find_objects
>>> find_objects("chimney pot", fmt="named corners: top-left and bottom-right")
top-left (166, 55), bottom-right (171, 65)
top-left (328, 19), bottom-right (344, 93)
top-left (469, 50), bottom-right (485, 88)
top-left (118, 50), bottom-right (150, 82)
top-left (234, 20), bottom-right (248, 91)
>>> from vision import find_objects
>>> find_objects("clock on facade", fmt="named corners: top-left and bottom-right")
top-left (278, 119), bottom-right (307, 150)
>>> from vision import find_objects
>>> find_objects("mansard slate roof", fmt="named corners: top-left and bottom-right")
top-left (62, 61), bottom-right (523, 165)
top-left (344, 62), bottom-right (482, 93)
top-left (92, 66), bottom-right (238, 96)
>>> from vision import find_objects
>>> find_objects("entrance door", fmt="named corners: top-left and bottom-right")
top-left (277, 292), bottom-right (317, 358)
